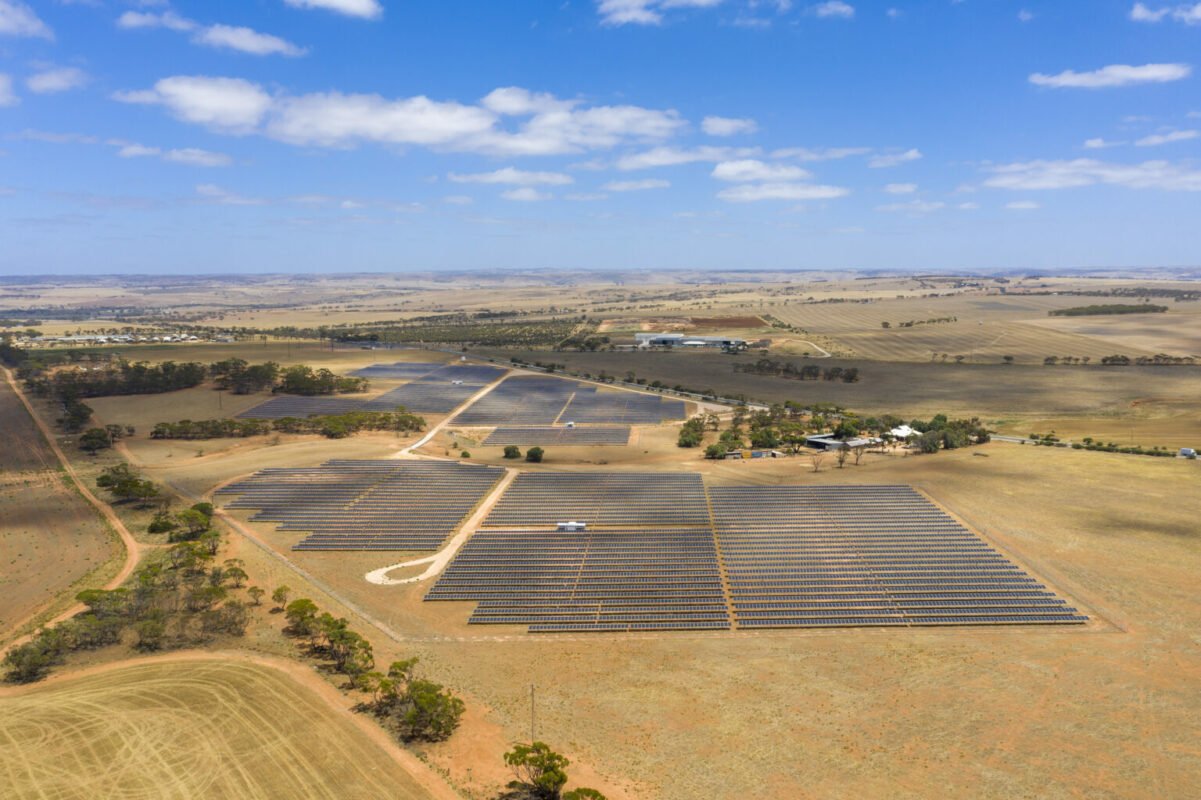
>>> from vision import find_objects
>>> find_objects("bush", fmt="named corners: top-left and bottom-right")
top-left (525, 447), bottom-right (544, 463)
top-left (503, 445), bottom-right (523, 459)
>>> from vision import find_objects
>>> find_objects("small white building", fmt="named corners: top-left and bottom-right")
top-left (557, 521), bottom-right (587, 532)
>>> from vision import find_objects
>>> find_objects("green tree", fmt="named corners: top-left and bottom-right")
top-left (284, 598), bottom-right (320, 637)
top-left (271, 585), bottom-right (292, 609)
top-left (503, 445), bottom-right (523, 459)
top-left (503, 742), bottom-right (606, 800)
top-left (525, 447), bottom-right (544, 463)
top-left (247, 586), bottom-right (265, 606)
top-left (79, 427), bottom-right (112, 454)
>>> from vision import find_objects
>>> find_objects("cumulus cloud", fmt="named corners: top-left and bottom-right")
top-left (283, 0), bottom-right (383, 19)
top-left (195, 25), bottom-right (307, 56)
top-left (448, 167), bottom-right (573, 185)
top-left (26, 67), bottom-right (89, 94)
top-left (119, 12), bottom-right (306, 57)
top-left (711, 159), bottom-right (810, 182)
top-left (717, 182), bottom-right (849, 202)
top-left (1005, 200), bottom-right (1040, 210)
top-left (596, 0), bottom-right (724, 27)
top-left (883, 182), bottom-right (917, 194)
top-left (0, 1), bottom-right (53, 39)
top-left (984, 158), bottom-right (1201, 191)
top-left (603, 178), bottom-right (671, 191)
top-left (1135, 129), bottom-right (1198, 146)
top-left (811, 1), bottom-right (854, 18)
top-left (1084, 137), bottom-right (1124, 149)
top-left (1130, 2), bottom-right (1201, 24)
top-left (702, 115), bottom-right (757, 136)
top-left (117, 77), bottom-right (686, 156)
top-left (868, 148), bottom-right (922, 168)
top-left (115, 76), bottom-right (274, 133)
top-left (501, 187), bottom-right (551, 202)
top-left (1029, 63), bottom-right (1191, 88)
top-left (0, 73), bottom-right (19, 107)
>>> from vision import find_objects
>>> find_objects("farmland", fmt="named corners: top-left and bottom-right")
top-left (0, 655), bottom-right (444, 800)
top-left (0, 375), bottom-right (120, 641)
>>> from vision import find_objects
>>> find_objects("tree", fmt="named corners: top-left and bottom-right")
top-left (503, 742), bottom-right (606, 800)
top-left (835, 446), bottom-right (850, 469)
top-left (526, 447), bottom-right (544, 463)
top-left (503, 445), bottom-right (523, 459)
top-left (223, 565), bottom-right (248, 588)
top-left (809, 452), bottom-right (826, 473)
top-left (248, 586), bottom-right (265, 606)
top-left (79, 427), bottom-right (112, 454)
top-left (394, 678), bottom-right (464, 741)
top-left (272, 585), bottom-right (291, 609)
top-left (852, 445), bottom-right (867, 466)
top-left (284, 598), bottom-right (319, 637)
top-left (170, 508), bottom-right (211, 541)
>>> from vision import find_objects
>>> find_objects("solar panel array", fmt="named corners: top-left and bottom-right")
top-left (560, 392), bottom-right (688, 425)
top-left (452, 374), bottom-right (686, 426)
top-left (238, 363), bottom-right (509, 418)
top-left (709, 485), bottom-right (1086, 628)
top-left (236, 396), bottom-right (368, 420)
top-left (483, 426), bottom-right (631, 446)
top-left (484, 472), bottom-right (711, 528)
top-left (428, 472), bottom-right (728, 632)
top-left (351, 362), bottom-right (443, 379)
top-left (217, 459), bottom-right (505, 551)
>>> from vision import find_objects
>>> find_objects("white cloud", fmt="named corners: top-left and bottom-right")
top-left (119, 143), bottom-right (232, 167)
top-left (501, 187), bottom-right (551, 202)
top-left (283, 0), bottom-right (383, 19)
top-left (772, 145), bottom-right (871, 161)
top-left (195, 25), bottom-right (306, 56)
top-left (1005, 200), bottom-right (1040, 210)
top-left (702, 115), bottom-right (758, 136)
top-left (115, 76), bottom-right (276, 133)
top-left (811, 1), bottom-right (853, 18)
top-left (448, 167), bottom-right (573, 186)
top-left (1029, 63), bottom-right (1191, 89)
top-left (196, 183), bottom-right (264, 205)
top-left (117, 77), bottom-right (687, 157)
top-left (1188, 110), bottom-right (1201, 119)
top-left (603, 178), bottom-right (670, 191)
top-left (717, 182), bottom-right (849, 202)
top-left (1018, 9), bottom-right (1034, 22)
top-left (0, 1), bottom-right (53, 39)
top-left (443, 195), bottom-right (474, 205)
top-left (164, 148), bottom-right (233, 167)
top-left (886, 7), bottom-right (901, 18)
top-left (868, 148), bottom-right (922, 168)
top-left (876, 199), bottom-right (945, 213)
top-left (712, 159), bottom-right (810, 182)
top-left (566, 192), bottom-right (609, 201)
top-left (596, 0), bottom-right (724, 27)
top-left (481, 87), bottom-right (574, 116)
top-left (616, 145), bottom-right (757, 170)
top-left (957, 202), bottom-right (979, 209)
top-left (117, 10), bottom-right (197, 32)
top-left (0, 73), bottom-right (18, 107)
top-left (1084, 137), bottom-right (1124, 149)
top-left (26, 67), bottom-right (89, 94)
top-left (1135, 129), bottom-right (1198, 146)
top-left (1130, 2), bottom-right (1201, 24)
top-left (883, 182), bottom-right (917, 194)
top-left (985, 158), bottom-right (1201, 191)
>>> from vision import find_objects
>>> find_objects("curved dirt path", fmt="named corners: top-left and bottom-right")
top-left (0, 648), bottom-right (461, 800)
top-left (1, 368), bottom-right (143, 655)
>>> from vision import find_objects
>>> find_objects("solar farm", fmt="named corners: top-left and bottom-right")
top-left (236, 362), bottom-right (508, 417)
top-left (483, 426), bottom-right (632, 446)
top-left (451, 374), bottom-right (686, 426)
top-left (427, 475), bottom-right (1086, 633)
top-left (216, 459), bottom-right (505, 551)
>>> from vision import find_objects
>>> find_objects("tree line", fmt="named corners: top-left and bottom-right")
top-left (734, 358), bottom-right (860, 383)
top-left (1048, 304), bottom-right (1169, 317)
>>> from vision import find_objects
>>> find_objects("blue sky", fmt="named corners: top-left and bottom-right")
top-left (1, 0), bottom-right (1199, 274)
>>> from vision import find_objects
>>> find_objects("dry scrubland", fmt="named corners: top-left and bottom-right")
top-left (0, 378), bottom-right (119, 641)
top-left (0, 656), bottom-right (438, 800)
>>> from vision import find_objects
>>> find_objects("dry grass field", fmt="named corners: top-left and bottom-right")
top-left (0, 379), bottom-right (120, 641)
top-left (0, 655), bottom-right (441, 800)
